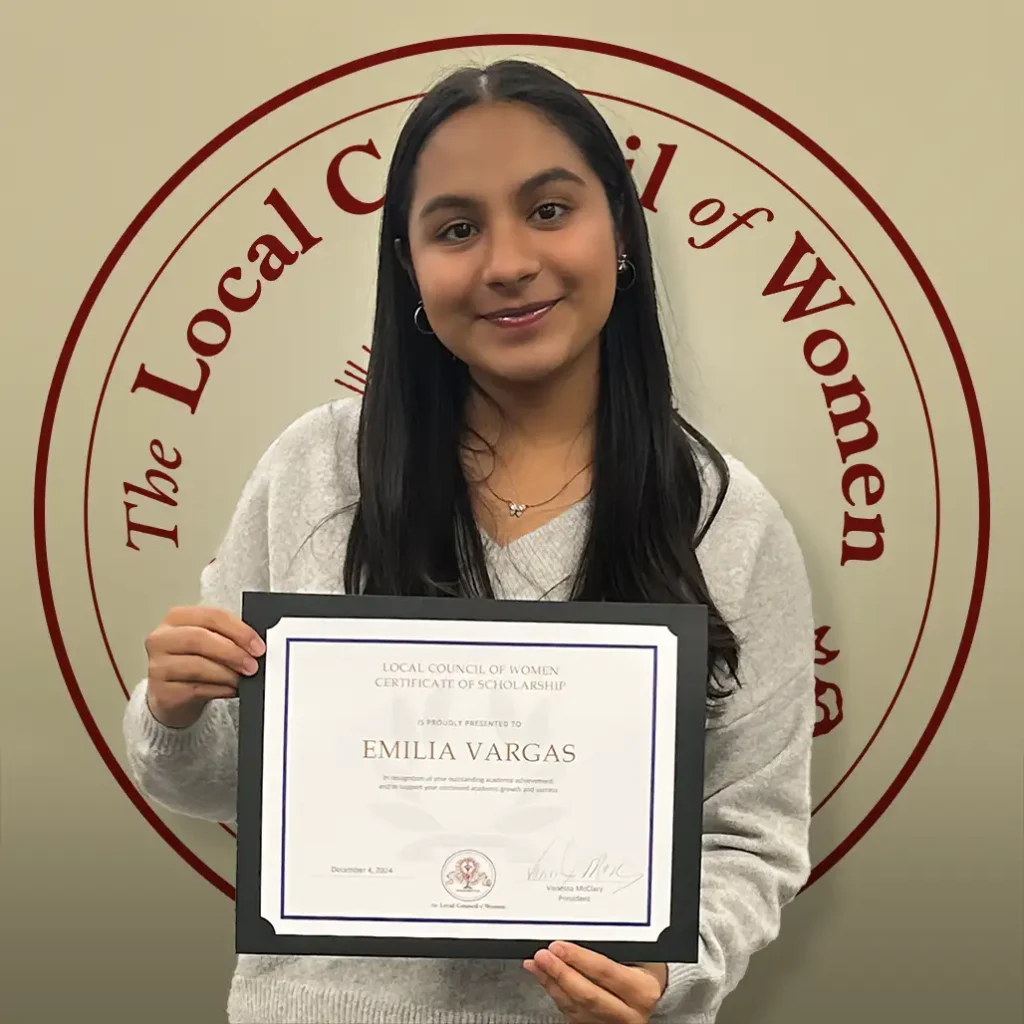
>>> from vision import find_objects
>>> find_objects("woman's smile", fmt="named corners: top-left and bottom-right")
top-left (480, 298), bottom-right (562, 332)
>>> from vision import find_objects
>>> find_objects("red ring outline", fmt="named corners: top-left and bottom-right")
top-left (34, 34), bottom-right (990, 900)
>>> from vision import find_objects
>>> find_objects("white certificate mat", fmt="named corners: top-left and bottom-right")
top-left (236, 592), bottom-right (707, 961)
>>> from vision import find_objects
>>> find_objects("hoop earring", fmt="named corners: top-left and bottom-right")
top-left (616, 253), bottom-right (636, 291)
top-left (413, 302), bottom-right (434, 335)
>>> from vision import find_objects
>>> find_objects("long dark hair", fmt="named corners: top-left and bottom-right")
top-left (342, 60), bottom-right (741, 704)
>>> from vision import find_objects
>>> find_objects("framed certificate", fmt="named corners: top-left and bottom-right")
top-left (236, 592), bottom-right (708, 963)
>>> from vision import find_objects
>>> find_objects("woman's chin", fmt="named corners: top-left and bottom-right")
top-left (467, 340), bottom-right (591, 388)
top-left (472, 357), bottom-right (566, 388)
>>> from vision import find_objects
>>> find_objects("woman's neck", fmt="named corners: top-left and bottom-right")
top-left (465, 353), bottom-right (599, 457)
top-left (462, 350), bottom-right (599, 545)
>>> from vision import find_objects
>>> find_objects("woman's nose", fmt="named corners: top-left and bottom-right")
top-left (481, 219), bottom-right (541, 290)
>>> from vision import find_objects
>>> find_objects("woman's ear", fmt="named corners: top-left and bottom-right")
top-left (394, 238), bottom-right (418, 291)
top-left (611, 199), bottom-right (627, 258)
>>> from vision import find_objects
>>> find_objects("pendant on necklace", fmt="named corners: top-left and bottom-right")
top-left (508, 502), bottom-right (527, 518)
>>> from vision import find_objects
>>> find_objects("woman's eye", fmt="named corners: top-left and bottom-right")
top-left (439, 221), bottom-right (476, 242)
top-left (532, 202), bottom-right (569, 223)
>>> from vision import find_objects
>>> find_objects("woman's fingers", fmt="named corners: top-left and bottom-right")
top-left (549, 943), bottom-right (662, 1008)
top-left (162, 605), bottom-right (265, 656)
top-left (528, 949), bottom-right (638, 1022)
top-left (144, 606), bottom-right (263, 728)
top-left (171, 682), bottom-right (239, 702)
top-left (149, 653), bottom-right (244, 689)
top-left (524, 959), bottom-right (581, 1017)
top-left (152, 625), bottom-right (259, 678)
top-left (525, 944), bottom-right (664, 1023)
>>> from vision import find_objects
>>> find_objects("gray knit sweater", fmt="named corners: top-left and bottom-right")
top-left (122, 396), bottom-right (815, 1024)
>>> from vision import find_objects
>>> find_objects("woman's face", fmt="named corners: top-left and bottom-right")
top-left (406, 101), bottom-right (620, 386)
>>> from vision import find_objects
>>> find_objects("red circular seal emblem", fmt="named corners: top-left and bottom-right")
top-left (35, 34), bottom-right (989, 900)
top-left (442, 851), bottom-right (497, 902)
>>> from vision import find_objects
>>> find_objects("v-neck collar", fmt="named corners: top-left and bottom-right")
top-left (478, 496), bottom-right (592, 600)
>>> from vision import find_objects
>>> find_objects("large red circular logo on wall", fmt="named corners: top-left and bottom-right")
top-left (34, 34), bottom-right (989, 899)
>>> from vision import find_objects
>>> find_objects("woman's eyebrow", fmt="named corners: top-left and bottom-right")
top-left (417, 166), bottom-right (587, 221)
top-left (516, 166), bottom-right (587, 194)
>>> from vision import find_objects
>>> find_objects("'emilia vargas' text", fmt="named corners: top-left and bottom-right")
top-left (362, 739), bottom-right (577, 763)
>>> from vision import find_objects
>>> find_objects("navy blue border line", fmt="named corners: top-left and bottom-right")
top-left (278, 638), bottom-right (658, 930)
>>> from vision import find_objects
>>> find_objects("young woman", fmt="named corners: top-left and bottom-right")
top-left (125, 59), bottom-right (816, 1024)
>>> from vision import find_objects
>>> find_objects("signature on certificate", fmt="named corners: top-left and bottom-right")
top-left (526, 839), bottom-right (646, 894)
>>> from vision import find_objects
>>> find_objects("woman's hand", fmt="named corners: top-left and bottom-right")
top-left (145, 606), bottom-right (265, 728)
top-left (525, 942), bottom-right (667, 1023)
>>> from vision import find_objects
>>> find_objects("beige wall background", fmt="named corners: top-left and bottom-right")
top-left (2, 2), bottom-right (1021, 1022)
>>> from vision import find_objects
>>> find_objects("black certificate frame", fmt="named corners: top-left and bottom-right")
top-left (236, 591), bottom-right (707, 964)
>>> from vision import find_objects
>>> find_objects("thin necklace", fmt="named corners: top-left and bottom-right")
top-left (485, 462), bottom-right (593, 518)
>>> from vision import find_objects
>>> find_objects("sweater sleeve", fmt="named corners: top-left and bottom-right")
top-left (121, 443), bottom-right (275, 828)
top-left (652, 498), bottom-right (816, 1022)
